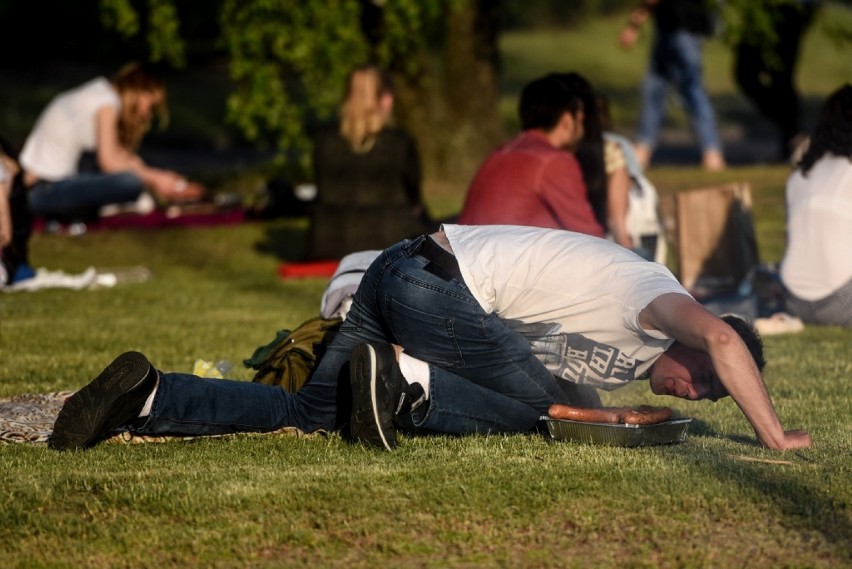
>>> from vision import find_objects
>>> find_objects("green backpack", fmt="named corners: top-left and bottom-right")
top-left (244, 316), bottom-right (343, 392)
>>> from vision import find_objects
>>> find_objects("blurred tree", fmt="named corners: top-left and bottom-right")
top-left (501, 0), bottom-right (633, 30)
top-left (217, 0), bottom-right (504, 181)
top-left (13, 0), bottom-right (846, 183)
top-left (100, 0), bottom-right (187, 67)
top-left (93, 0), bottom-right (503, 184)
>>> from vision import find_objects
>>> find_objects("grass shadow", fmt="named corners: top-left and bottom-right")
top-left (253, 220), bottom-right (309, 262)
top-left (671, 434), bottom-right (851, 553)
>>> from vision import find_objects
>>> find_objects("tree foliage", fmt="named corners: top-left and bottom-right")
top-left (93, 0), bottom-right (852, 181)
top-left (217, 0), bottom-right (468, 172)
top-left (99, 0), bottom-right (186, 67)
top-left (97, 0), bottom-right (501, 180)
top-left (219, 0), bottom-right (368, 166)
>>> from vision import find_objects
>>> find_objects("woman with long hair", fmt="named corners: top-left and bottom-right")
top-left (307, 64), bottom-right (430, 259)
top-left (780, 84), bottom-right (852, 326)
top-left (20, 62), bottom-right (202, 222)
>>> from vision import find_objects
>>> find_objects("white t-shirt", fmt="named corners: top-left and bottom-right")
top-left (443, 224), bottom-right (690, 390)
top-left (19, 77), bottom-right (121, 181)
top-left (781, 155), bottom-right (852, 300)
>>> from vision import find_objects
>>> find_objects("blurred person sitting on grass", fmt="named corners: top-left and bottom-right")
top-left (596, 90), bottom-right (666, 263)
top-left (19, 62), bottom-right (203, 224)
top-left (49, 225), bottom-right (810, 454)
top-left (1, 137), bottom-right (101, 291)
top-left (0, 136), bottom-right (40, 287)
top-left (306, 63), bottom-right (432, 260)
top-left (781, 84), bottom-right (852, 326)
top-left (457, 73), bottom-right (604, 238)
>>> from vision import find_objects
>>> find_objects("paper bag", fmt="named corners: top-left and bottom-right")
top-left (668, 183), bottom-right (759, 296)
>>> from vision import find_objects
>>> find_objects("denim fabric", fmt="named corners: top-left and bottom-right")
top-left (137, 236), bottom-right (570, 438)
top-left (28, 172), bottom-right (144, 217)
top-left (785, 276), bottom-right (852, 327)
top-left (636, 29), bottom-right (721, 152)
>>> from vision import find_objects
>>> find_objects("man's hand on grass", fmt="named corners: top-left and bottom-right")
top-left (763, 429), bottom-right (812, 451)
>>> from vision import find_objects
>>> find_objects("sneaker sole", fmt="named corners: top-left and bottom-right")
top-left (366, 345), bottom-right (395, 451)
top-left (350, 344), bottom-right (395, 451)
top-left (48, 352), bottom-right (153, 451)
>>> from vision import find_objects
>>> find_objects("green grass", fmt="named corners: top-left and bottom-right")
top-left (499, 5), bottom-right (852, 135)
top-left (2, 9), bottom-right (852, 568)
top-left (1, 166), bottom-right (850, 568)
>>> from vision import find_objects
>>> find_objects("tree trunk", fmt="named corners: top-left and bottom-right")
top-left (393, 0), bottom-right (504, 191)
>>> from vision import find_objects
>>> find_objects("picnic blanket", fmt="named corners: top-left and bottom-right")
top-left (0, 392), bottom-right (319, 445)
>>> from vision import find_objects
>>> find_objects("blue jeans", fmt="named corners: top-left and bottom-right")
top-left (136, 236), bottom-right (572, 438)
top-left (637, 29), bottom-right (721, 153)
top-left (28, 172), bottom-right (144, 218)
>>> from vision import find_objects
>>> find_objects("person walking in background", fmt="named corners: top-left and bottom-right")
top-left (458, 73), bottom-right (604, 237)
top-left (781, 84), bottom-right (852, 326)
top-left (306, 64), bottom-right (431, 260)
top-left (619, 0), bottom-right (726, 171)
top-left (19, 62), bottom-right (204, 223)
top-left (733, 0), bottom-right (819, 162)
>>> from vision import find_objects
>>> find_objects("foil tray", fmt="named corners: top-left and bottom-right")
top-left (541, 417), bottom-right (692, 447)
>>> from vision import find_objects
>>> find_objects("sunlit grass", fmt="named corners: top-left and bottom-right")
top-left (1, 8), bottom-right (851, 567)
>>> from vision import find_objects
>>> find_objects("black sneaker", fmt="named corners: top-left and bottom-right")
top-left (48, 351), bottom-right (157, 451)
top-left (349, 343), bottom-right (425, 450)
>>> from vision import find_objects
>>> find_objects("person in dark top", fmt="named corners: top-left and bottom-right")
top-left (306, 64), bottom-right (430, 260)
top-left (733, 1), bottom-right (819, 162)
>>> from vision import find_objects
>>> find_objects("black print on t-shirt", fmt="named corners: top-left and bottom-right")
top-left (532, 334), bottom-right (637, 383)
top-left (510, 320), bottom-right (639, 384)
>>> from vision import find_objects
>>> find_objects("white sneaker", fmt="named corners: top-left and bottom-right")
top-left (98, 192), bottom-right (157, 218)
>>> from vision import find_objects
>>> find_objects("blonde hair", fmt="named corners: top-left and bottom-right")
top-left (112, 62), bottom-right (168, 150)
top-left (339, 65), bottom-right (393, 153)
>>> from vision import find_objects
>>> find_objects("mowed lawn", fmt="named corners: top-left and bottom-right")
top-left (2, 7), bottom-right (852, 569)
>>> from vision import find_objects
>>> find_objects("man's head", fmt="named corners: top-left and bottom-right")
top-left (648, 315), bottom-right (765, 402)
top-left (518, 73), bottom-right (587, 147)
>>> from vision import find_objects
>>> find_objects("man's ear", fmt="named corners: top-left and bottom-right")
top-left (559, 111), bottom-right (575, 132)
top-left (551, 111), bottom-right (576, 148)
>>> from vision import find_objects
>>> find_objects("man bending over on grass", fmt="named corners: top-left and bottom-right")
top-left (49, 225), bottom-right (811, 453)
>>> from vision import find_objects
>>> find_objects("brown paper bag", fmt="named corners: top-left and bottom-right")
top-left (665, 183), bottom-right (759, 296)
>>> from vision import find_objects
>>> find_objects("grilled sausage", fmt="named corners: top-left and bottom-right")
top-left (548, 404), bottom-right (672, 425)
top-left (548, 404), bottom-right (627, 424)
top-left (621, 405), bottom-right (672, 425)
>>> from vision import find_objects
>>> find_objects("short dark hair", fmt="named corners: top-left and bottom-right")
top-left (722, 314), bottom-right (766, 371)
top-left (518, 74), bottom-right (584, 131)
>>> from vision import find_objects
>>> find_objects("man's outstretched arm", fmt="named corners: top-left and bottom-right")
top-left (641, 293), bottom-right (812, 450)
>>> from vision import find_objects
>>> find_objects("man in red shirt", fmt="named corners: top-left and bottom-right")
top-left (458, 74), bottom-right (604, 237)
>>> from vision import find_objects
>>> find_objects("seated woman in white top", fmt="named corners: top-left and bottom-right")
top-left (780, 84), bottom-right (852, 326)
top-left (20, 62), bottom-right (203, 221)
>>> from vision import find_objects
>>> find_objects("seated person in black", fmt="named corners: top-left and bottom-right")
top-left (307, 64), bottom-right (431, 260)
